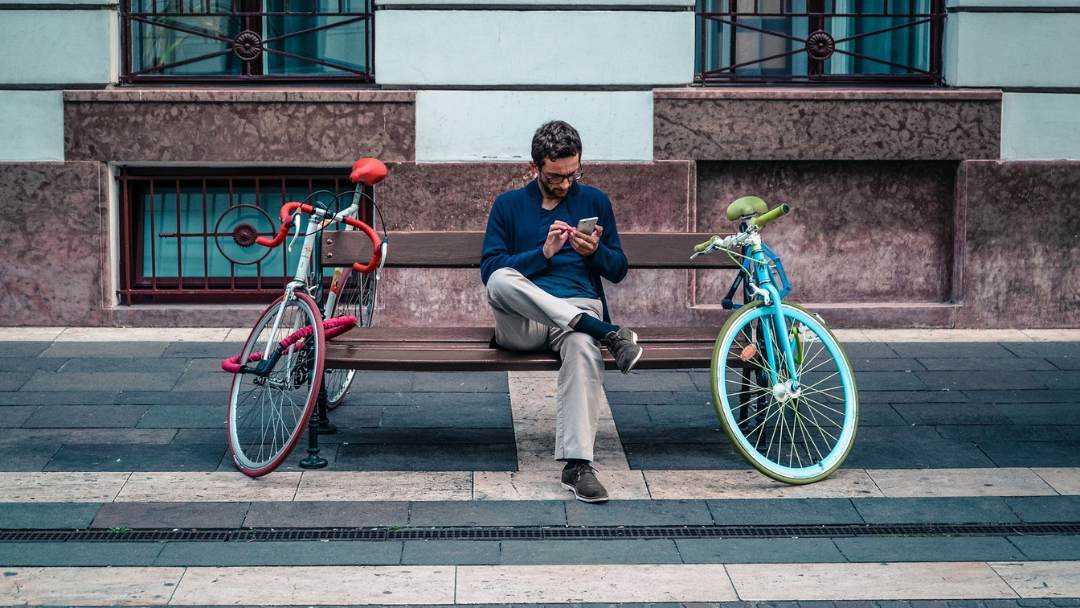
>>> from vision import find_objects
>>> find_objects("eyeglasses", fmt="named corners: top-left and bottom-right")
top-left (539, 167), bottom-right (583, 184)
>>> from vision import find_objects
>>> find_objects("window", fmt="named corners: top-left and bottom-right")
top-left (118, 168), bottom-right (374, 304)
top-left (696, 0), bottom-right (945, 85)
top-left (121, 0), bottom-right (374, 83)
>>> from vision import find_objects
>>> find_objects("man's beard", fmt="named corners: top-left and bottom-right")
top-left (538, 178), bottom-right (567, 200)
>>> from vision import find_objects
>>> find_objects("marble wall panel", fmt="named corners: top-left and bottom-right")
top-left (654, 89), bottom-right (1001, 162)
top-left (956, 160), bottom-right (1080, 328)
top-left (695, 161), bottom-right (958, 306)
top-left (0, 162), bottom-right (110, 326)
top-left (64, 91), bottom-right (415, 163)
top-left (377, 161), bottom-right (693, 232)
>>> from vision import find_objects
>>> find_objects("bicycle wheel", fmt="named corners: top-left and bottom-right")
top-left (323, 266), bottom-right (377, 408)
top-left (711, 301), bottom-right (858, 484)
top-left (227, 291), bottom-right (326, 476)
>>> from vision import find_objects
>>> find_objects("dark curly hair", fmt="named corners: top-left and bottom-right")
top-left (531, 120), bottom-right (582, 168)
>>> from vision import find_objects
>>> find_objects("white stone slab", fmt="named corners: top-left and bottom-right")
top-left (0, 472), bottom-right (130, 503)
top-left (831, 329), bottom-right (870, 343)
top-left (992, 561), bottom-right (1080, 598)
top-left (115, 472), bottom-right (302, 502)
top-left (1033, 468), bottom-right (1080, 495)
top-left (294, 471), bottom-right (472, 501)
top-left (0, 567), bottom-right (184, 606)
top-left (224, 328), bottom-right (252, 342)
top-left (1023, 329), bottom-right (1080, 342)
top-left (456, 564), bottom-right (737, 603)
top-left (473, 469), bottom-right (649, 500)
top-left (0, 327), bottom-right (63, 341)
top-left (56, 328), bottom-right (232, 342)
top-left (857, 329), bottom-right (1034, 343)
top-left (643, 468), bottom-right (884, 500)
top-left (868, 468), bottom-right (1058, 497)
top-left (171, 566), bottom-right (456, 605)
top-left (727, 562), bottom-right (1018, 601)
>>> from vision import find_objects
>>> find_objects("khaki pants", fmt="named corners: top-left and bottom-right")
top-left (486, 268), bottom-right (605, 461)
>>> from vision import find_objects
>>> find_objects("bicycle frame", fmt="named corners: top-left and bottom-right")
top-left (741, 233), bottom-right (802, 394)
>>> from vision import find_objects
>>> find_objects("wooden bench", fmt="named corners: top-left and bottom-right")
top-left (319, 231), bottom-right (738, 372)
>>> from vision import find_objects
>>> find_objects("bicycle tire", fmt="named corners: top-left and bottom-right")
top-left (322, 266), bottom-right (377, 408)
top-left (227, 291), bottom-right (326, 477)
top-left (711, 300), bottom-right (858, 484)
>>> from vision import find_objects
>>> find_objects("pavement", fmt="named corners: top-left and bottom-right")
top-left (1, 327), bottom-right (1079, 606)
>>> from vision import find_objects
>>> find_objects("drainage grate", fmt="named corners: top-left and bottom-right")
top-left (2, 523), bottom-right (1079, 543)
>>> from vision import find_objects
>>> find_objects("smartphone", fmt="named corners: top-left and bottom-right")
top-left (576, 217), bottom-right (599, 236)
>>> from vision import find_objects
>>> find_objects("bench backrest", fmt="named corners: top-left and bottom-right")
top-left (321, 231), bottom-right (738, 269)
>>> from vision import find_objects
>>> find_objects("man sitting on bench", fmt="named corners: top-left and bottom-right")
top-left (480, 120), bottom-right (642, 503)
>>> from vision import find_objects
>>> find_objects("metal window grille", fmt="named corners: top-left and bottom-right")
top-left (120, 0), bottom-right (374, 83)
top-left (696, 0), bottom-right (945, 85)
top-left (117, 168), bottom-right (374, 304)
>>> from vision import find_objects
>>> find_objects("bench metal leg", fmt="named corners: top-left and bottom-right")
top-left (299, 384), bottom-right (329, 469)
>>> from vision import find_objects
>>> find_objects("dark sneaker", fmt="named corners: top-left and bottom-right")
top-left (561, 462), bottom-right (609, 503)
top-left (602, 326), bottom-right (643, 374)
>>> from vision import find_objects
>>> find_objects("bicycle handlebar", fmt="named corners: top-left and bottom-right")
top-left (255, 202), bottom-right (384, 273)
top-left (750, 204), bottom-right (791, 228)
top-left (694, 237), bottom-right (720, 253)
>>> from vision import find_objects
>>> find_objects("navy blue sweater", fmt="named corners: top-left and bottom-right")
top-left (480, 179), bottom-right (628, 323)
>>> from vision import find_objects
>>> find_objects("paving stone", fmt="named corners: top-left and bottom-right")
top-left (849, 358), bottom-right (927, 372)
top-left (675, 538), bottom-right (846, 563)
top-left (0, 441), bottom-right (62, 471)
top-left (0, 406), bottom-right (35, 428)
top-left (917, 358), bottom-right (1058, 371)
top-left (22, 405), bottom-right (148, 429)
top-left (59, 357), bottom-right (192, 374)
top-left (565, 500), bottom-right (714, 527)
top-left (851, 371), bottom-right (930, 391)
top-left (962, 390), bottom-right (1078, 404)
top-left (401, 540), bottom-right (501, 565)
top-left (856, 403), bottom-right (907, 427)
top-left (706, 498), bottom-right (862, 526)
top-left (91, 501), bottom-right (250, 529)
top-left (1007, 535), bottom-right (1080, 561)
top-left (0, 502), bottom-right (101, 529)
top-left (114, 391), bottom-right (225, 406)
top-left (604, 370), bottom-right (700, 392)
top-left (380, 403), bottom-right (513, 429)
top-left (608, 403), bottom-right (654, 428)
top-left (0, 542), bottom-right (165, 566)
top-left (0, 358), bottom-right (65, 373)
top-left (187, 358), bottom-right (237, 372)
top-left (1004, 496), bottom-right (1080, 522)
top-left (334, 427), bottom-right (515, 445)
top-left (887, 342), bottom-right (1018, 358)
top-left (340, 391), bottom-right (511, 408)
top-left (499, 539), bottom-right (682, 564)
top-left (617, 428), bottom-right (726, 445)
top-left (136, 405), bottom-right (227, 429)
top-left (851, 497), bottom-right (1018, 524)
top-left (341, 371), bottom-right (416, 393)
top-left (20, 371), bottom-right (184, 392)
top-left (890, 403), bottom-right (1012, 426)
top-left (319, 405), bottom-right (381, 429)
top-left (977, 441), bottom-right (1080, 468)
top-left (833, 536), bottom-right (1026, 562)
top-left (0, 391), bottom-right (118, 406)
top-left (171, 429), bottom-right (223, 444)
top-left (0, 428), bottom-right (177, 445)
top-left (0, 372), bottom-right (32, 391)
top-left (163, 342), bottom-right (246, 359)
top-left (408, 501), bottom-right (566, 527)
top-left (858, 391), bottom-right (969, 404)
top-left (172, 371), bottom-right (235, 392)
top-left (645, 404), bottom-right (723, 428)
top-left (243, 501), bottom-right (409, 528)
top-left (1029, 371), bottom-right (1080, 390)
top-left (996, 403), bottom-right (1080, 426)
top-left (606, 391), bottom-right (711, 406)
top-left (1046, 356), bottom-right (1080, 371)
top-left (39, 342), bottom-right (170, 358)
top-left (411, 372), bottom-right (509, 393)
top-left (154, 540), bottom-right (404, 566)
top-left (0, 342), bottom-right (51, 358)
top-left (935, 425), bottom-right (1076, 443)
top-left (1003, 342), bottom-right (1080, 358)
top-left (844, 343), bottom-right (903, 359)
top-left (46, 443), bottom-right (227, 472)
top-left (231, 441), bottom-right (341, 474)
top-left (916, 371), bottom-right (1047, 391)
top-left (335, 442), bottom-right (516, 471)
top-left (623, 443), bottom-right (747, 470)
top-left (842, 426), bottom-right (997, 469)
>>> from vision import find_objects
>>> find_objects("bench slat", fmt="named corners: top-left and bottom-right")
top-left (322, 231), bottom-right (738, 269)
top-left (331, 326), bottom-right (725, 345)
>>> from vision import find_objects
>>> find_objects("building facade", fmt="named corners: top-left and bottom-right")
top-left (1, 0), bottom-right (1079, 328)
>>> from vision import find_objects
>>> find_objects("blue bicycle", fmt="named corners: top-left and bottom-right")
top-left (694, 197), bottom-right (858, 484)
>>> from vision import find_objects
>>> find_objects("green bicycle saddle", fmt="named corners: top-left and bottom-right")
top-left (726, 196), bottom-right (768, 221)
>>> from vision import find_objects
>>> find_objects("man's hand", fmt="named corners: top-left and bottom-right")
top-left (543, 221), bottom-right (570, 259)
top-left (569, 224), bottom-right (602, 257)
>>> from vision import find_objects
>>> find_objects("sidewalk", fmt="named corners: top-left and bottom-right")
top-left (1, 329), bottom-right (1079, 605)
